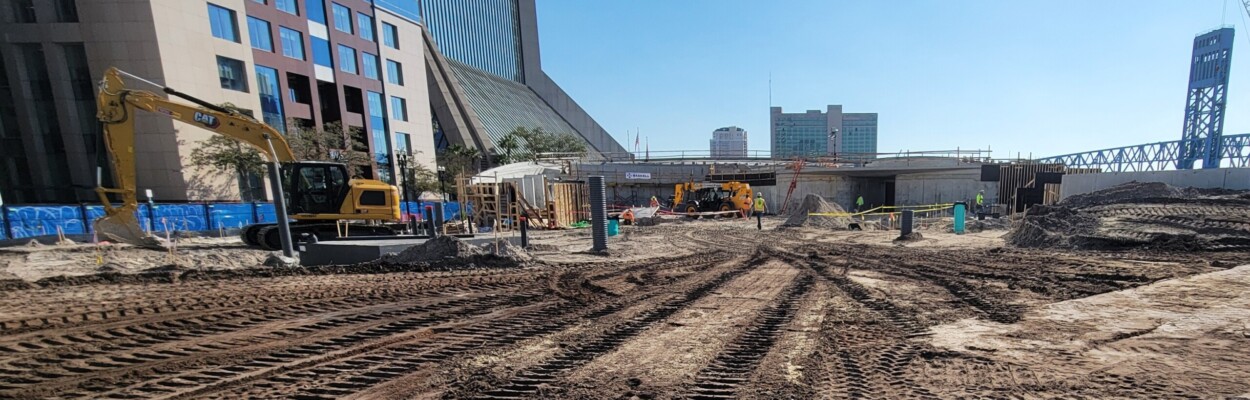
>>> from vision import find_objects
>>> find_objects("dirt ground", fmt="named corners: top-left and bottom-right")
top-left (0, 237), bottom-right (267, 282)
top-left (1, 216), bottom-right (1249, 399)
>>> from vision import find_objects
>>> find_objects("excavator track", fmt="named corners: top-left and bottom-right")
top-left (247, 223), bottom-right (400, 251)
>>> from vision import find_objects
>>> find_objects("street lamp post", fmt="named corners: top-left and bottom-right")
top-left (829, 128), bottom-right (840, 160)
top-left (437, 165), bottom-right (447, 202)
top-left (397, 153), bottom-right (413, 234)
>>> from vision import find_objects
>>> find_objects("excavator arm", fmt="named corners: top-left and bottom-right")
top-left (94, 67), bottom-right (297, 248)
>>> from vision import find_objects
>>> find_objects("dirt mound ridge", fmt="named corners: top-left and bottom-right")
top-left (390, 236), bottom-right (486, 263)
top-left (1060, 181), bottom-right (1184, 209)
top-left (782, 194), bottom-right (852, 228)
top-left (383, 236), bottom-right (531, 269)
top-left (1007, 182), bottom-right (1250, 251)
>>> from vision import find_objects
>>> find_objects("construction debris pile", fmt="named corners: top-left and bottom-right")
top-left (1006, 182), bottom-right (1250, 251)
top-left (781, 194), bottom-right (853, 228)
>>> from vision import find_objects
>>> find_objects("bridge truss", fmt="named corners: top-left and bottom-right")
top-left (1035, 133), bottom-right (1250, 172)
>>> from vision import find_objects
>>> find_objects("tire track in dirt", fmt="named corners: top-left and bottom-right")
top-left (0, 252), bottom-right (738, 399)
top-left (449, 251), bottom-right (771, 399)
top-left (137, 254), bottom-right (734, 399)
top-left (683, 274), bottom-right (814, 399)
top-left (552, 258), bottom-right (804, 398)
top-left (0, 274), bottom-right (544, 393)
top-left (5, 290), bottom-right (544, 399)
top-left (346, 256), bottom-right (752, 399)
top-left (0, 269), bottom-right (544, 335)
top-left (776, 251), bottom-right (938, 399)
top-left (0, 280), bottom-right (529, 366)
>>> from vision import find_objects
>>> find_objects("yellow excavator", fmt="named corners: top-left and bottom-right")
top-left (671, 181), bottom-right (753, 218)
top-left (94, 67), bottom-right (401, 253)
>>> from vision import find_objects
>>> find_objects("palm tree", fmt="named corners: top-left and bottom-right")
top-left (496, 133), bottom-right (521, 165)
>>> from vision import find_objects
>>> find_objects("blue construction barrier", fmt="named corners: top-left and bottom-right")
top-left (399, 201), bottom-right (471, 222)
top-left (0, 201), bottom-right (470, 240)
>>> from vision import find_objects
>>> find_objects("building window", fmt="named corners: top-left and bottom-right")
top-left (252, 0), bottom-right (266, 4)
top-left (381, 22), bottom-right (398, 49)
top-left (337, 45), bottom-right (357, 74)
top-left (390, 96), bottom-right (407, 121)
top-left (368, 91), bottom-right (386, 118)
top-left (255, 65), bottom-right (285, 133)
top-left (306, 0), bottom-right (326, 24)
top-left (311, 37), bottom-right (333, 67)
top-left (276, 0), bottom-right (298, 15)
top-left (331, 3), bottom-right (352, 33)
top-left (362, 53), bottom-right (379, 80)
top-left (358, 13), bottom-right (374, 41)
top-left (62, 44), bottom-right (93, 100)
top-left (217, 56), bottom-right (248, 92)
top-left (385, 59), bottom-right (403, 85)
top-left (54, 0), bottom-right (78, 22)
top-left (207, 3), bottom-right (240, 43)
top-left (287, 72), bottom-right (312, 104)
top-left (247, 17), bottom-right (274, 52)
top-left (18, 43), bottom-right (73, 196)
top-left (396, 132), bottom-right (412, 154)
top-left (11, 0), bottom-right (35, 23)
top-left (344, 86), bottom-right (364, 114)
top-left (279, 27), bottom-right (305, 60)
top-left (367, 91), bottom-right (391, 181)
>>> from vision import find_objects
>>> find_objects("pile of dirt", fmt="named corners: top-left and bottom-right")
top-left (389, 236), bottom-right (486, 263)
top-left (382, 236), bottom-right (532, 269)
top-left (1060, 181), bottom-right (1183, 209)
top-left (484, 240), bottom-right (533, 262)
top-left (782, 194), bottom-right (852, 229)
top-left (1006, 181), bottom-right (1250, 251)
top-left (894, 232), bottom-right (925, 242)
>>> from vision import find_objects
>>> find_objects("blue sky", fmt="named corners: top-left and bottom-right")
top-left (535, 0), bottom-right (1250, 158)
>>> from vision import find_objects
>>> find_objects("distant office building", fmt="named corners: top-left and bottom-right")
top-left (841, 113), bottom-right (879, 156)
top-left (770, 105), bottom-right (877, 160)
top-left (709, 126), bottom-right (748, 158)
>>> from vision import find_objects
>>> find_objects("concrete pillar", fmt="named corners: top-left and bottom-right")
top-left (588, 176), bottom-right (607, 251)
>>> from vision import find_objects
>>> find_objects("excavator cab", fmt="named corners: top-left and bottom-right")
top-left (285, 162), bottom-right (350, 215)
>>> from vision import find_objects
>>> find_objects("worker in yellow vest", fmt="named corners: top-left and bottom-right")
top-left (976, 190), bottom-right (985, 213)
top-left (753, 193), bottom-right (767, 231)
top-left (855, 195), bottom-right (864, 212)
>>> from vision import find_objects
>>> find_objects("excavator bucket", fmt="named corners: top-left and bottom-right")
top-left (93, 205), bottom-right (166, 250)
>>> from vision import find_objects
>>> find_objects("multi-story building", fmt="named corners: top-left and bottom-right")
top-left (709, 126), bottom-right (747, 158)
top-left (0, 0), bottom-right (434, 203)
top-left (0, 0), bottom-right (622, 204)
top-left (414, 0), bottom-right (627, 162)
top-left (841, 112), bottom-right (878, 156)
top-left (770, 105), bottom-right (877, 160)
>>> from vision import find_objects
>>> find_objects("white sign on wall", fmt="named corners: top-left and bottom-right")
top-left (625, 172), bottom-right (652, 180)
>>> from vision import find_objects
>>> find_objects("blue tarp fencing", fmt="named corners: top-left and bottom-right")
top-left (0, 201), bottom-right (469, 240)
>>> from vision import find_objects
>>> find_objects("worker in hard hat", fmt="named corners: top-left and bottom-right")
top-left (855, 195), bottom-right (865, 212)
top-left (649, 195), bottom-right (660, 208)
top-left (976, 190), bottom-right (985, 213)
top-left (753, 193), bottom-right (767, 231)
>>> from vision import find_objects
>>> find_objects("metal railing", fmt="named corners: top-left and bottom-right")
top-left (546, 148), bottom-right (994, 164)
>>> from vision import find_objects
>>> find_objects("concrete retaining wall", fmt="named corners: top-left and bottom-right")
top-left (1060, 168), bottom-right (1250, 200)
top-left (895, 170), bottom-right (997, 207)
top-left (567, 164), bottom-right (995, 212)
